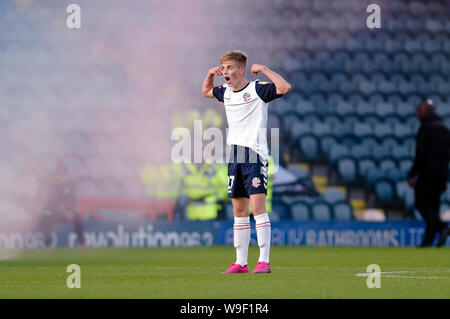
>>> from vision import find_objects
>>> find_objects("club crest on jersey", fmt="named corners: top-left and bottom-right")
top-left (252, 177), bottom-right (261, 188)
top-left (243, 92), bottom-right (252, 102)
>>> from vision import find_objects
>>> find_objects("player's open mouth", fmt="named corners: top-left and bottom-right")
top-left (225, 76), bottom-right (230, 82)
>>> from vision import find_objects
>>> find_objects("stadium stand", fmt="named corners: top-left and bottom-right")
top-left (1, 0), bottom-right (449, 223)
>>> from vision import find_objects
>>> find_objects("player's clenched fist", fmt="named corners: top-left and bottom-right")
top-left (208, 66), bottom-right (223, 76)
top-left (251, 64), bottom-right (267, 75)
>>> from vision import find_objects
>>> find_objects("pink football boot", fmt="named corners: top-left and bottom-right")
top-left (252, 262), bottom-right (271, 274)
top-left (222, 263), bottom-right (249, 274)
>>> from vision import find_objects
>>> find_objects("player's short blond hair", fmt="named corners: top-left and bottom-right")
top-left (220, 50), bottom-right (247, 66)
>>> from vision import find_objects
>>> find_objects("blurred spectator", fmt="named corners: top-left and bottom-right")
top-left (408, 100), bottom-right (450, 247)
top-left (39, 162), bottom-right (85, 247)
top-left (181, 162), bottom-right (220, 220)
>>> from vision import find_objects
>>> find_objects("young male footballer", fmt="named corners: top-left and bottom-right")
top-left (202, 50), bottom-right (291, 274)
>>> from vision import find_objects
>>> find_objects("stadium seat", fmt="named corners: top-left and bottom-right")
top-left (287, 165), bottom-right (309, 180)
top-left (337, 101), bottom-right (356, 117)
top-left (355, 102), bottom-right (373, 117)
top-left (362, 114), bottom-right (381, 128)
top-left (271, 201), bottom-right (291, 220)
top-left (379, 156), bottom-right (398, 171)
top-left (291, 201), bottom-right (311, 221)
top-left (269, 210), bottom-right (281, 222)
top-left (311, 200), bottom-right (332, 221)
top-left (333, 201), bottom-right (354, 220)
top-left (323, 114), bottom-right (342, 128)
top-left (319, 134), bottom-right (340, 158)
top-left (225, 201), bottom-right (234, 220)
top-left (357, 156), bottom-right (377, 179)
top-left (298, 134), bottom-right (321, 161)
top-left (398, 157), bottom-right (413, 173)
top-left (374, 179), bottom-right (397, 203)
top-left (336, 156), bottom-right (358, 183)
top-left (295, 101), bottom-right (315, 114)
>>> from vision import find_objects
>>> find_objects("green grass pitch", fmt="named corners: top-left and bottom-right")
top-left (0, 246), bottom-right (449, 299)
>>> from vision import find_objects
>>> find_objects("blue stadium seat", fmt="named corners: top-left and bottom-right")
top-left (429, 53), bottom-right (447, 73)
top-left (288, 123), bottom-right (309, 142)
top-left (348, 93), bottom-right (365, 108)
top-left (368, 94), bottom-right (384, 107)
top-left (356, 102), bottom-right (373, 116)
top-left (304, 113), bottom-right (322, 126)
top-left (310, 94), bottom-right (329, 113)
top-left (269, 210), bottom-right (281, 222)
top-left (360, 136), bottom-right (379, 152)
top-left (396, 102), bottom-right (416, 119)
top-left (337, 101), bottom-right (356, 116)
top-left (404, 188), bottom-right (416, 216)
top-left (311, 200), bottom-right (332, 221)
top-left (379, 156), bottom-right (398, 171)
top-left (343, 114), bottom-right (361, 130)
top-left (396, 180), bottom-right (409, 201)
top-left (373, 123), bottom-right (394, 140)
top-left (425, 19), bottom-right (444, 34)
top-left (392, 141), bottom-right (413, 158)
top-left (322, 188), bottom-right (346, 204)
top-left (298, 134), bottom-right (321, 161)
top-left (291, 201), bottom-right (311, 221)
top-left (354, 123), bottom-right (374, 140)
top-left (295, 101), bottom-right (315, 114)
top-left (271, 200), bottom-right (290, 220)
top-left (398, 157), bottom-right (413, 173)
top-left (268, 112), bottom-right (281, 130)
top-left (391, 1), bottom-right (409, 14)
top-left (405, 115), bottom-right (420, 130)
top-left (376, 103), bottom-right (396, 118)
top-left (287, 165), bottom-right (310, 181)
top-left (319, 134), bottom-right (339, 158)
top-left (359, 80), bottom-right (376, 96)
top-left (225, 201), bottom-right (234, 220)
top-left (337, 156), bottom-right (358, 183)
top-left (404, 35), bottom-right (422, 54)
top-left (329, 144), bottom-right (350, 166)
top-left (362, 114), bottom-right (381, 128)
top-left (394, 123), bottom-right (414, 140)
top-left (384, 114), bottom-right (403, 127)
top-left (373, 52), bottom-right (390, 73)
top-left (324, 114), bottom-right (342, 128)
top-left (406, 94), bottom-right (423, 107)
top-left (392, 52), bottom-right (409, 73)
top-left (408, 53), bottom-right (428, 73)
top-left (351, 143), bottom-right (371, 159)
top-left (312, 122), bottom-right (332, 138)
top-left (333, 201), bottom-right (354, 220)
top-left (330, 73), bottom-right (348, 92)
top-left (365, 167), bottom-right (385, 193)
top-left (371, 144), bottom-right (391, 162)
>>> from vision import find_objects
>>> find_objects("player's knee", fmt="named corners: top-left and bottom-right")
top-left (233, 207), bottom-right (249, 217)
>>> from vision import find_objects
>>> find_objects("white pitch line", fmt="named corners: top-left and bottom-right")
top-left (355, 271), bottom-right (448, 279)
top-left (382, 275), bottom-right (445, 279)
top-left (356, 271), bottom-right (413, 277)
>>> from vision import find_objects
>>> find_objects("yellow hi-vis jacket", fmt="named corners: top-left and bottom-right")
top-left (182, 163), bottom-right (219, 220)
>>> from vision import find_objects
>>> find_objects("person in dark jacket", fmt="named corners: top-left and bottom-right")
top-left (408, 99), bottom-right (450, 247)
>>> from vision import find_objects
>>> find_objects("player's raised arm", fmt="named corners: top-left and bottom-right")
top-left (251, 64), bottom-right (291, 95)
top-left (202, 66), bottom-right (223, 98)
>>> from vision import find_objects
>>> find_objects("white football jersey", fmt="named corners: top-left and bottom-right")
top-left (213, 80), bottom-right (281, 161)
